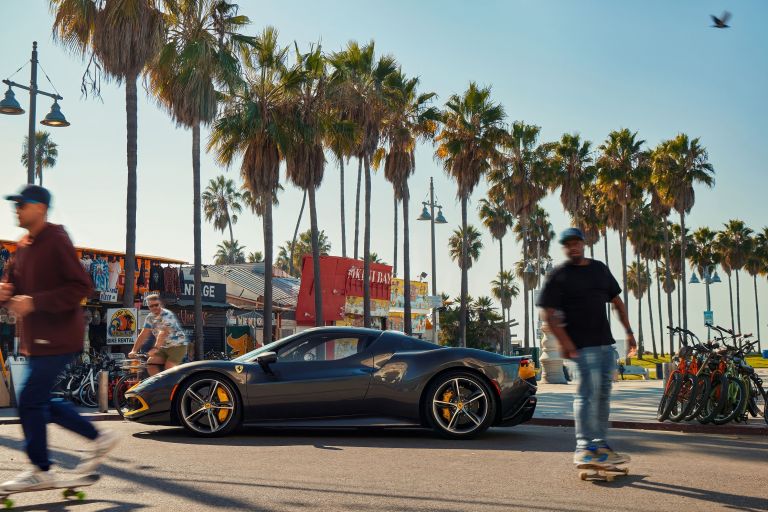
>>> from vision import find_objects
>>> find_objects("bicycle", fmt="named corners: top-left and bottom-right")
top-left (113, 353), bottom-right (150, 418)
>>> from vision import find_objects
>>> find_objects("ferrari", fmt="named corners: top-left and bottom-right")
top-left (123, 327), bottom-right (538, 439)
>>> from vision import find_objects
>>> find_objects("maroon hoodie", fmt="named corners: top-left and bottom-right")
top-left (2, 224), bottom-right (93, 356)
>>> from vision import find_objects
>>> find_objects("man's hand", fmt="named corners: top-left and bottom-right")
top-left (559, 342), bottom-right (579, 360)
top-left (625, 333), bottom-right (638, 358)
top-left (7, 295), bottom-right (34, 317)
top-left (0, 283), bottom-right (14, 303)
top-left (128, 351), bottom-right (138, 359)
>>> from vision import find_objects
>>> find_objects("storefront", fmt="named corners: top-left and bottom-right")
top-left (388, 278), bottom-right (432, 336)
top-left (295, 255), bottom-right (393, 328)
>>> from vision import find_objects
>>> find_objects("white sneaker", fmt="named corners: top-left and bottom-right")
top-left (0, 468), bottom-right (57, 492)
top-left (75, 430), bottom-right (119, 474)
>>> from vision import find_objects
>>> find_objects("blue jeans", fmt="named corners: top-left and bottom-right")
top-left (18, 353), bottom-right (99, 471)
top-left (572, 345), bottom-right (616, 450)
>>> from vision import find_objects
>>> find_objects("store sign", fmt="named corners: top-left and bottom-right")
top-left (106, 308), bottom-right (138, 345)
top-left (99, 290), bottom-right (118, 303)
top-left (347, 266), bottom-right (392, 285)
top-left (180, 282), bottom-right (226, 303)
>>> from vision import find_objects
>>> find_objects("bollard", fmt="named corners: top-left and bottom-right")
top-left (98, 370), bottom-right (109, 413)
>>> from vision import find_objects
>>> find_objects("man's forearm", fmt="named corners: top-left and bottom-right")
top-left (544, 308), bottom-right (576, 352)
top-left (611, 299), bottom-right (632, 333)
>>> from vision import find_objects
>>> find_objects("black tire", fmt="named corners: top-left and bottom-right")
top-left (424, 371), bottom-right (496, 439)
top-left (699, 374), bottom-right (727, 424)
top-left (684, 375), bottom-right (710, 421)
top-left (176, 373), bottom-right (242, 437)
top-left (712, 377), bottom-right (746, 425)
top-left (657, 373), bottom-right (682, 422)
top-left (78, 382), bottom-right (98, 408)
top-left (669, 374), bottom-right (698, 422)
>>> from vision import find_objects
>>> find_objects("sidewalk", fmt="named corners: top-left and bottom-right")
top-left (0, 405), bottom-right (120, 425)
top-left (532, 375), bottom-right (768, 435)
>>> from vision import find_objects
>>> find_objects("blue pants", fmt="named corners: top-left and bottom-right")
top-left (18, 353), bottom-right (99, 471)
top-left (572, 345), bottom-right (616, 450)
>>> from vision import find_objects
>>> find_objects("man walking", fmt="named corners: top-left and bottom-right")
top-left (0, 185), bottom-right (118, 491)
top-left (537, 227), bottom-right (637, 465)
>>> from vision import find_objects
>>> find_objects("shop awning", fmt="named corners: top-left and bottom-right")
top-left (171, 299), bottom-right (234, 310)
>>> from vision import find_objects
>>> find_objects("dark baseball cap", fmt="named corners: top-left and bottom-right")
top-left (558, 227), bottom-right (585, 244)
top-left (5, 185), bottom-right (51, 207)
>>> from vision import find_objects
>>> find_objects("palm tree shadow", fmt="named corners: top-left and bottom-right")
top-left (1, 498), bottom-right (145, 512)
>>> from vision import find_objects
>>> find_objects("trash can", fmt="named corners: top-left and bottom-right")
top-left (762, 349), bottom-right (768, 359)
top-left (655, 362), bottom-right (664, 380)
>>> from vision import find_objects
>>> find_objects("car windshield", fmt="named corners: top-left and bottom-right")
top-left (231, 332), bottom-right (304, 362)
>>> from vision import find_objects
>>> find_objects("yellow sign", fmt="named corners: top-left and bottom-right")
top-left (106, 308), bottom-right (138, 345)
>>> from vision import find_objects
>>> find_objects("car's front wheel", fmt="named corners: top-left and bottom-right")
top-left (425, 371), bottom-right (496, 439)
top-left (177, 373), bottom-right (241, 437)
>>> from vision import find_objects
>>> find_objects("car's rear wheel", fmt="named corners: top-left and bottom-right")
top-left (425, 371), bottom-right (496, 439)
top-left (177, 373), bottom-right (241, 437)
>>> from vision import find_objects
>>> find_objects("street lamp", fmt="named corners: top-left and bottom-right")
top-left (417, 176), bottom-right (448, 344)
top-left (691, 264), bottom-right (719, 338)
top-left (1, 42), bottom-right (70, 184)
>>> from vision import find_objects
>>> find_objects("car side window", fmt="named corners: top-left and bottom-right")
top-left (277, 334), bottom-right (371, 362)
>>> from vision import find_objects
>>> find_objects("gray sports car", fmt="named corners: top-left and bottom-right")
top-left (123, 327), bottom-right (538, 439)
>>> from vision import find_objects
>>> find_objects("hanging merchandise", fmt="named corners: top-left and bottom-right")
top-left (0, 244), bottom-right (10, 278)
top-left (91, 256), bottom-right (109, 292)
top-left (80, 253), bottom-right (93, 281)
top-left (136, 259), bottom-right (146, 287)
top-left (163, 265), bottom-right (180, 296)
top-left (92, 309), bottom-right (101, 326)
top-left (149, 261), bottom-right (164, 292)
top-left (108, 256), bottom-right (122, 292)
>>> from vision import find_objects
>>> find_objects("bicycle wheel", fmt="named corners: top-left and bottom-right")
top-left (669, 374), bottom-right (698, 422)
top-left (79, 381), bottom-right (98, 408)
top-left (712, 376), bottom-right (746, 425)
top-left (684, 375), bottom-right (710, 421)
top-left (657, 373), bottom-right (682, 422)
top-left (698, 374), bottom-right (727, 424)
top-left (113, 374), bottom-right (141, 418)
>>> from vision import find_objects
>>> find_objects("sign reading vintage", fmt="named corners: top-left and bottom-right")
top-left (106, 308), bottom-right (138, 345)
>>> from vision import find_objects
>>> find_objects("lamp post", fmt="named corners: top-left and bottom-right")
top-left (690, 264), bottom-right (720, 339)
top-left (417, 177), bottom-right (447, 343)
top-left (1, 42), bottom-right (70, 185)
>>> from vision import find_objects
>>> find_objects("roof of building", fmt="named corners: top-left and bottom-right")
top-left (199, 264), bottom-right (300, 308)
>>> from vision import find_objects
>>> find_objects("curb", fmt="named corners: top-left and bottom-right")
top-left (529, 417), bottom-right (767, 436)
top-left (0, 413), bottom-right (123, 426)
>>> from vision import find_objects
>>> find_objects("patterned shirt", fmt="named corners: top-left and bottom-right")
top-left (143, 308), bottom-right (189, 347)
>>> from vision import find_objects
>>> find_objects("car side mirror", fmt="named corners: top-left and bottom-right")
top-left (256, 351), bottom-right (277, 373)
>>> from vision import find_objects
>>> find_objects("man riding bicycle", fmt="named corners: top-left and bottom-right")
top-left (129, 294), bottom-right (188, 375)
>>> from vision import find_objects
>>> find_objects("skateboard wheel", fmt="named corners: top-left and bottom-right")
top-left (579, 471), bottom-right (587, 480)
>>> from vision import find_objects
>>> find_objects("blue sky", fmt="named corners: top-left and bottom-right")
top-left (1, 1), bottom-right (767, 346)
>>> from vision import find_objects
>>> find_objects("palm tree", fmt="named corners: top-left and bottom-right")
top-left (202, 175), bottom-right (243, 249)
top-left (51, 0), bottom-right (164, 308)
top-left (448, 225), bottom-right (483, 270)
top-left (651, 134), bottom-right (715, 330)
top-left (628, 203), bottom-right (659, 357)
top-left (247, 251), bottom-right (263, 263)
top-left (208, 27), bottom-right (302, 345)
top-left (552, 132), bottom-right (593, 216)
top-left (329, 41), bottom-right (397, 327)
top-left (488, 122), bottom-right (552, 347)
top-left (747, 229), bottom-right (767, 352)
top-left (717, 220), bottom-right (754, 334)
top-left (148, 0), bottom-right (250, 358)
top-left (277, 229), bottom-right (332, 277)
top-left (596, 129), bottom-right (648, 317)
top-left (368, 252), bottom-right (385, 264)
top-left (627, 261), bottom-right (651, 357)
top-left (375, 69), bottom-right (439, 335)
top-left (648, 172), bottom-right (675, 355)
top-left (435, 83), bottom-right (505, 347)
top-left (21, 131), bottom-right (58, 186)
top-left (479, 196), bottom-right (514, 350)
top-left (491, 270), bottom-right (519, 353)
top-left (214, 239), bottom-right (245, 264)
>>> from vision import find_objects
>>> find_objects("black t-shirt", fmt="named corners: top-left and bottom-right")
top-left (536, 259), bottom-right (621, 349)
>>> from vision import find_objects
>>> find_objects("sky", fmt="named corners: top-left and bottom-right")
top-left (1, 1), bottom-right (767, 347)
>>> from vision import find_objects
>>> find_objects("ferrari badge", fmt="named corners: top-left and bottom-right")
top-left (235, 365), bottom-right (243, 374)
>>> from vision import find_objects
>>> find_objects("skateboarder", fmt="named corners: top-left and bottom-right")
top-left (0, 186), bottom-right (118, 492)
top-left (537, 227), bottom-right (637, 466)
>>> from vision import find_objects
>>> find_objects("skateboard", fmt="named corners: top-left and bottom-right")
top-left (577, 463), bottom-right (629, 482)
top-left (0, 474), bottom-right (100, 508)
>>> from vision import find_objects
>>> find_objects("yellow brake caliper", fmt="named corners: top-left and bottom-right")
top-left (441, 390), bottom-right (454, 421)
top-left (216, 387), bottom-right (231, 422)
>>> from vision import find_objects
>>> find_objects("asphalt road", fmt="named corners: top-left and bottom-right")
top-left (0, 422), bottom-right (765, 512)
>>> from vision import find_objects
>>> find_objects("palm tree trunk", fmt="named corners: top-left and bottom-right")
top-left (754, 275), bottom-right (762, 353)
top-left (340, 158), bottom-right (347, 258)
top-left (604, 230), bottom-right (611, 327)
top-left (655, 260), bottom-right (664, 356)
top-left (192, 120), bottom-right (204, 361)
top-left (646, 258), bottom-right (657, 358)
top-left (363, 154), bottom-right (372, 327)
top-left (662, 220), bottom-right (674, 354)
top-left (735, 269), bottom-right (742, 334)
top-left (523, 227), bottom-right (530, 348)
top-left (621, 203), bottom-right (629, 315)
top-left (227, 215), bottom-right (235, 257)
top-left (727, 272), bottom-right (735, 334)
top-left (402, 184), bottom-right (412, 335)
top-left (289, 191), bottom-right (307, 277)
top-left (589, 244), bottom-right (594, 259)
top-left (38, 163), bottom-right (43, 187)
top-left (459, 195), bottom-right (469, 348)
top-left (499, 236), bottom-right (505, 353)
top-left (354, 157), bottom-right (362, 260)
top-left (393, 195), bottom-right (398, 277)
top-left (680, 212), bottom-right (688, 330)
top-left (677, 278), bottom-right (681, 331)
top-left (122, 74), bottom-right (138, 308)
top-left (263, 191), bottom-right (274, 345)
top-left (308, 187), bottom-right (323, 327)
top-left (636, 253), bottom-right (643, 359)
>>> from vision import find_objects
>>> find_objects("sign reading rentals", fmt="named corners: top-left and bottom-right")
top-left (106, 308), bottom-right (139, 345)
